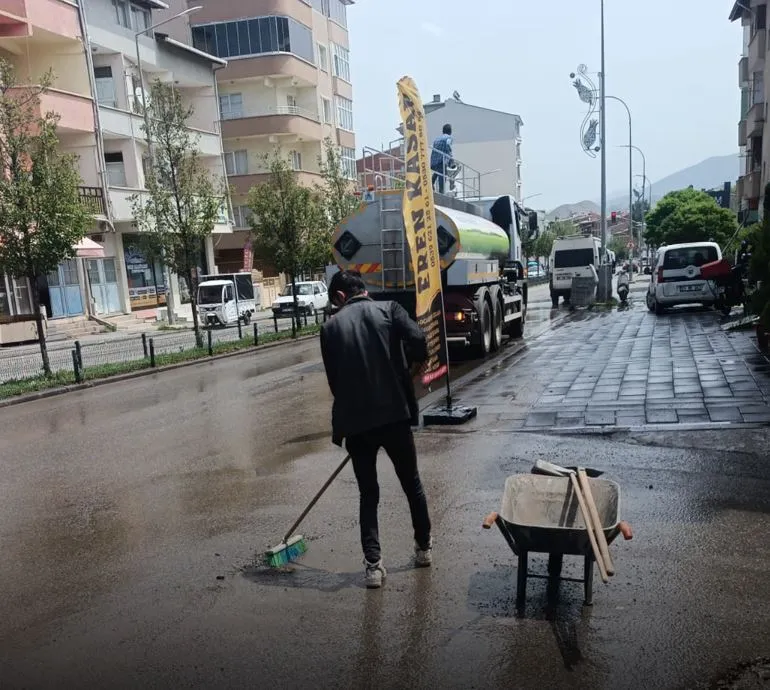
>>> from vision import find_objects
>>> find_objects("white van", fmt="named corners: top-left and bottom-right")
top-left (549, 235), bottom-right (602, 307)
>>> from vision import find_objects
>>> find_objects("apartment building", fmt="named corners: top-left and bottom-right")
top-left (158, 0), bottom-right (357, 274)
top-left (0, 0), bottom-right (230, 330)
top-left (731, 0), bottom-right (768, 224)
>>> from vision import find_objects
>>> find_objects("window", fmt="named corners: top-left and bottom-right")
top-left (219, 93), bottom-right (243, 120)
top-left (94, 66), bottom-right (116, 108)
top-left (336, 96), bottom-right (354, 131)
top-left (287, 94), bottom-right (298, 111)
top-left (232, 205), bottom-right (252, 228)
top-left (114, 0), bottom-right (150, 31)
top-left (0, 276), bottom-right (32, 316)
top-left (192, 16), bottom-right (314, 63)
top-left (130, 4), bottom-right (149, 31)
top-left (554, 248), bottom-right (595, 269)
top-left (753, 3), bottom-right (767, 34)
top-left (332, 43), bottom-right (351, 82)
top-left (341, 146), bottom-right (356, 179)
top-left (318, 43), bottom-right (328, 71)
top-left (104, 152), bottom-right (126, 187)
top-left (320, 97), bottom-right (332, 124)
top-left (290, 150), bottom-right (302, 171)
top-left (113, 0), bottom-right (130, 28)
top-left (224, 150), bottom-right (248, 176)
top-left (329, 0), bottom-right (347, 27)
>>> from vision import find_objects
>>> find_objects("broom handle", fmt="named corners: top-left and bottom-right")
top-left (578, 468), bottom-right (615, 576)
top-left (283, 455), bottom-right (351, 543)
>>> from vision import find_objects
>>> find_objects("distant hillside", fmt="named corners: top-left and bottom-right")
top-left (549, 154), bottom-right (740, 215)
top-left (546, 200), bottom-right (600, 221)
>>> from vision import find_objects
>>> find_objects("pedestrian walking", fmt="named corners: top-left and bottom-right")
top-left (430, 123), bottom-right (454, 195)
top-left (320, 270), bottom-right (433, 589)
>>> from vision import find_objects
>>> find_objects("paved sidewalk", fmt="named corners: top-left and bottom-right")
top-left (456, 286), bottom-right (770, 431)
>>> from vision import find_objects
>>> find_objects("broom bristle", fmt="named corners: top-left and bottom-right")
top-left (264, 535), bottom-right (307, 568)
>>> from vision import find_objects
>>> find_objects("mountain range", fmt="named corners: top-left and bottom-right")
top-left (546, 154), bottom-right (740, 220)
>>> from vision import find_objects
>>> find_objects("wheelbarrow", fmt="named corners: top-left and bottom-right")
top-left (483, 473), bottom-right (632, 607)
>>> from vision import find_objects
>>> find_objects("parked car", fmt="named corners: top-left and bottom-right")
top-left (646, 242), bottom-right (722, 315)
top-left (527, 261), bottom-right (546, 278)
top-left (272, 281), bottom-right (329, 317)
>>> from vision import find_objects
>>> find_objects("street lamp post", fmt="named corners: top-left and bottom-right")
top-left (134, 6), bottom-right (201, 325)
top-left (599, 0), bottom-right (608, 299)
top-left (607, 97), bottom-right (632, 270)
top-left (622, 145), bottom-right (647, 258)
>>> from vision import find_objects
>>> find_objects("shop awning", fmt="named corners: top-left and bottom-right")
top-left (74, 237), bottom-right (105, 259)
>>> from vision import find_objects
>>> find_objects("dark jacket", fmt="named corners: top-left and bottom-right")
top-left (320, 296), bottom-right (428, 445)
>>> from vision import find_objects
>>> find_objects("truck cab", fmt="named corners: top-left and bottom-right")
top-left (197, 272), bottom-right (256, 327)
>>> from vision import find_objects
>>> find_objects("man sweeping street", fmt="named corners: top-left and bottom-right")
top-left (320, 270), bottom-right (433, 589)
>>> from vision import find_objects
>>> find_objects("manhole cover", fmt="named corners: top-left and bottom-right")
top-left (712, 658), bottom-right (770, 689)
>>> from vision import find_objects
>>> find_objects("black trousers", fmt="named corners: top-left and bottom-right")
top-left (346, 421), bottom-right (432, 564)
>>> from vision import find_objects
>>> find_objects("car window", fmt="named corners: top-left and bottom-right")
top-left (555, 248), bottom-right (595, 268)
top-left (663, 246), bottom-right (718, 269)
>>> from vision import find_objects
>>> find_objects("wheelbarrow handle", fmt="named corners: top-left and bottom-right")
top-left (619, 521), bottom-right (633, 540)
top-left (482, 512), bottom-right (498, 529)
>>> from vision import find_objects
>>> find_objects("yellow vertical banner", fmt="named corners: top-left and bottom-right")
top-left (397, 76), bottom-right (448, 386)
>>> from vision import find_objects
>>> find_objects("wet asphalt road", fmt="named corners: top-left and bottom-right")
top-left (1, 281), bottom-right (770, 689)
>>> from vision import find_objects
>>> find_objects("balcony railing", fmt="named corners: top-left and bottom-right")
top-left (78, 186), bottom-right (106, 216)
top-left (220, 105), bottom-right (320, 123)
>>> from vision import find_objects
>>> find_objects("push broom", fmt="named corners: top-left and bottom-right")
top-left (264, 454), bottom-right (351, 568)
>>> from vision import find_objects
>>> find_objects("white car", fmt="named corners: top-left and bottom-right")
top-left (646, 241), bottom-right (721, 315)
top-left (549, 235), bottom-right (602, 307)
top-left (272, 281), bottom-right (328, 317)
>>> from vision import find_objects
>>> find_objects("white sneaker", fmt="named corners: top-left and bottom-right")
top-left (415, 539), bottom-right (433, 568)
top-left (364, 559), bottom-right (386, 589)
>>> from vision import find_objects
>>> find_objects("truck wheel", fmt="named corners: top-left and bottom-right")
top-left (550, 291), bottom-right (559, 308)
top-left (491, 299), bottom-right (503, 351)
top-left (475, 300), bottom-right (492, 357)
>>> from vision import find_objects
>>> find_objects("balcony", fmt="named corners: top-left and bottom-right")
top-left (0, 0), bottom-right (81, 40)
top-left (749, 29), bottom-right (767, 68)
top-left (9, 87), bottom-right (94, 133)
top-left (220, 54), bottom-right (318, 87)
top-left (78, 186), bottom-right (107, 217)
top-left (221, 106), bottom-right (323, 141)
top-left (739, 56), bottom-right (749, 86)
top-left (333, 76), bottom-right (353, 100)
top-left (99, 105), bottom-right (221, 157)
top-left (747, 101), bottom-right (765, 137)
top-left (739, 118), bottom-right (748, 146)
top-left (228, 171), bottom-right (322, 197)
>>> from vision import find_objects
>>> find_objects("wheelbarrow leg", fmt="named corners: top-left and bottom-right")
top-left (516, 550), bottom-right (528, 609)
top-left (583, 555), bottom-right (594, 606)
top-left (548, 553), bottom-right (563, 578)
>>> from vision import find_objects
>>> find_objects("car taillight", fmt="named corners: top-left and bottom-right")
top-left (657, 267), bottom-right (665, 284)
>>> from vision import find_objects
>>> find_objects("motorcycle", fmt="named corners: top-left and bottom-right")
top-left (617, 282), bottom-right (629, 305)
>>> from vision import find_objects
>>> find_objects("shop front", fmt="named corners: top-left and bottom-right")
top-left (122, 234), bottom-right (168, 311)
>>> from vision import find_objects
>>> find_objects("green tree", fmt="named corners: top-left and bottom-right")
top-left (131, 80), bottom-right (225, 344)
top-left (608, 235), bottom-right (629, 261)
top-left (316, 138), bottom-right (360, 266)
top-left (631, 191), bottom-right (650, 224)
top-left (547, 219), bottom-right (579, 237)
top-left (534, 230), bottom-right (555, 265)
top-left (248, 150), bottom-right (326, 334)
top-left (0, 59), bottom-right (92, 375)
top-left (644, 187), bottom-right (736, 249)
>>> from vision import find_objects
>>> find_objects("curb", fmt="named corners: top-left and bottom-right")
top-left (0, 333), bottom-right (320, 410)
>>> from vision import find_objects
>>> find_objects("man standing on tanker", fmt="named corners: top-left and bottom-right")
top-left (320, 270), bottom-right (433, 589)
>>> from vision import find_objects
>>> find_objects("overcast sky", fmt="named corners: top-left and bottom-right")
top-left (347, 0), bottom-right (741, 211)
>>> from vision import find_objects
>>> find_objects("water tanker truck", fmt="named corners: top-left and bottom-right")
top-left (332, 187), bottom-right (532, 356)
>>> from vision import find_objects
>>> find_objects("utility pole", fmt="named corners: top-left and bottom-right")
top-left (598, 0), bottom-right (609, 300)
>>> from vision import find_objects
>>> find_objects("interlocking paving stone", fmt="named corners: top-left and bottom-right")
top-left (584, 410), bottom-right (616, 425)
top-left (646, 409), bottom-right (679, 424)
top-left (707, 407), bottom-right (744, 423)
